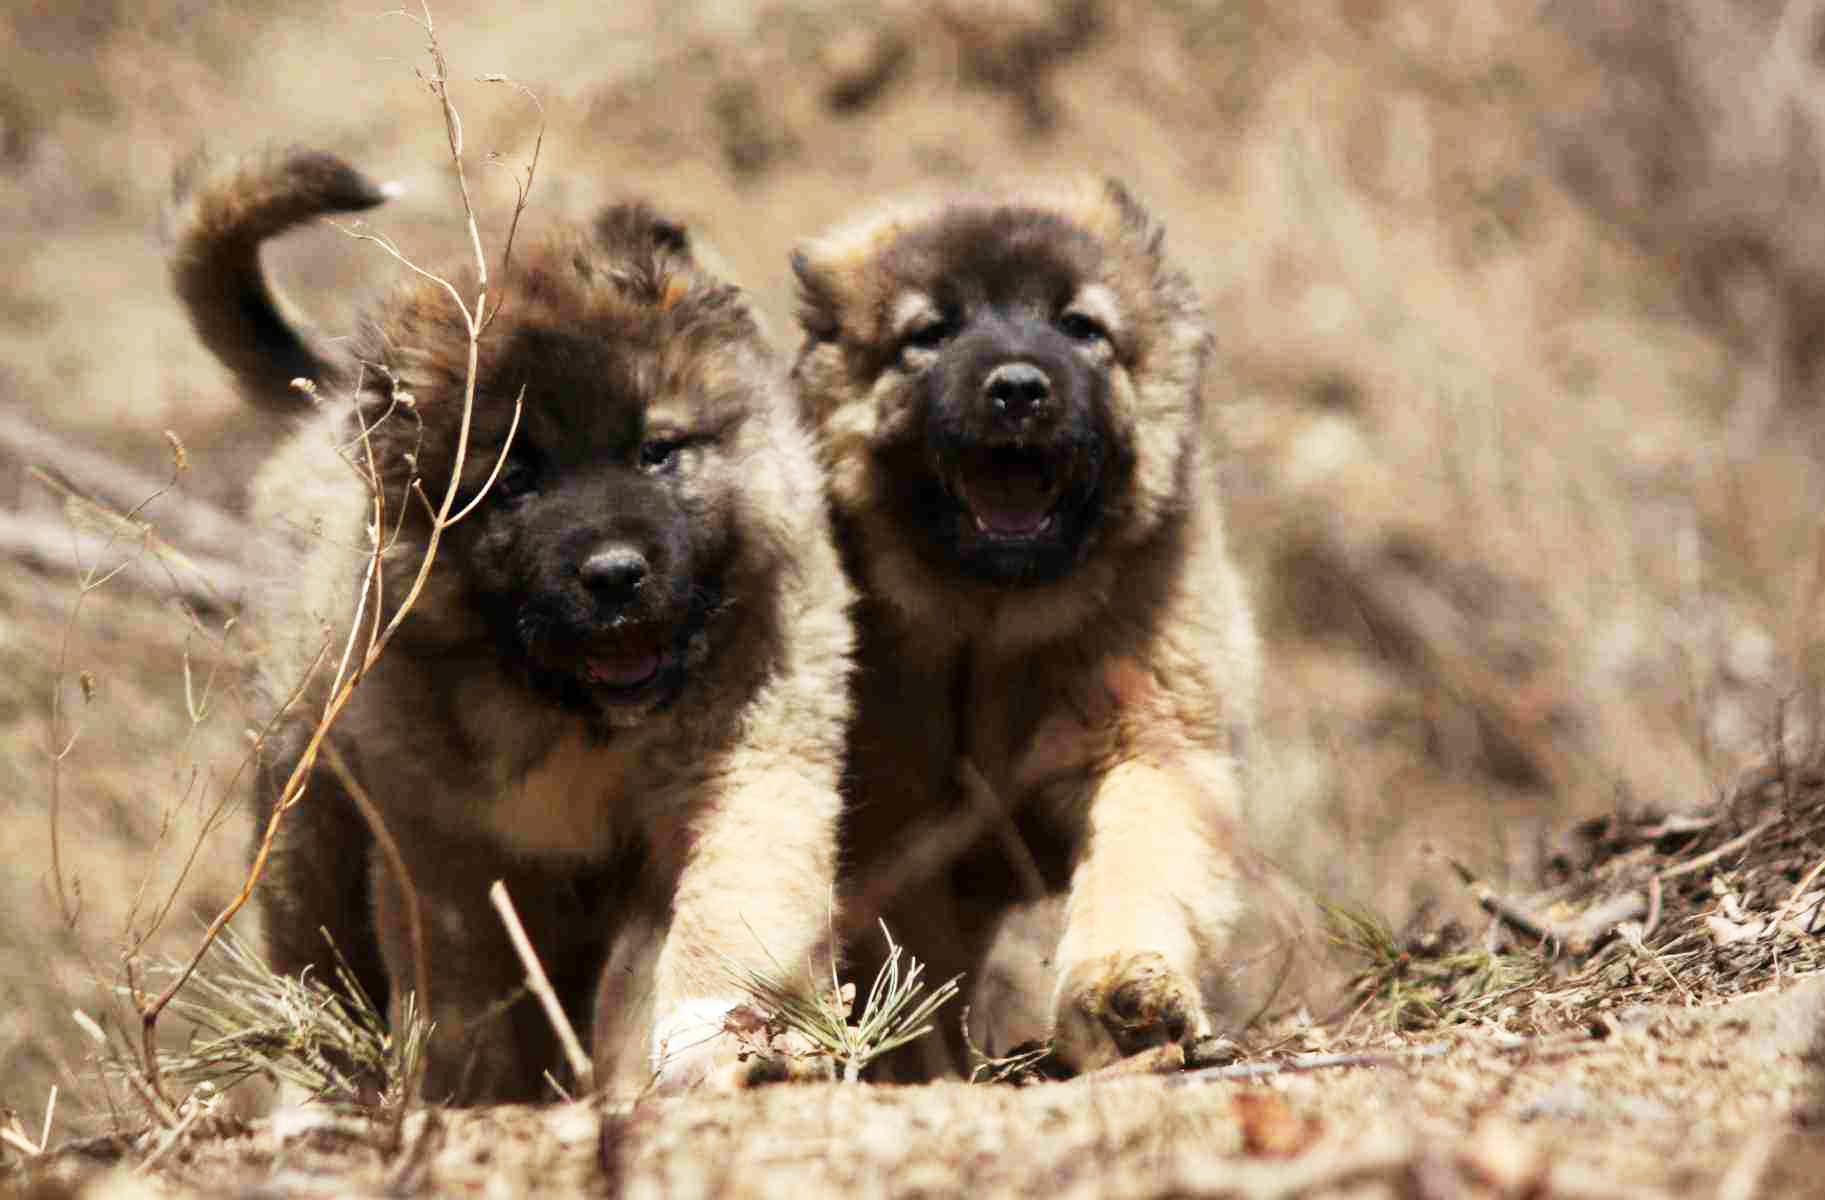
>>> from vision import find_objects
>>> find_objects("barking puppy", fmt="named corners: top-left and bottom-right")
top-left (791, 179), bottom-right (1258, 1074)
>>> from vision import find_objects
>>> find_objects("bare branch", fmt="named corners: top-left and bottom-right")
top-left (324, 742), bottom-right (430, 1032)
top-left (134, 7), bottom-right (548, 1105)
top-left (444, 386), bottom-right (524, 526)
top-left (490, 881), bottom-right (593, 1090)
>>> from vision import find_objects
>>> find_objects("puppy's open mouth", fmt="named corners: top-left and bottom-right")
top-left (951, 444), bottom-right (1081, 543)
top-left (581, 623), bottom-right (676, 698)
top-left (513, 588), bottom-right (716, 724)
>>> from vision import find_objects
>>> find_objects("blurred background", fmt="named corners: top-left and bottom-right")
top-left (5, 0), bottom-right (1824, 1129)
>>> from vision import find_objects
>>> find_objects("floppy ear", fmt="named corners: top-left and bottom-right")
top-left (791, 246), bottom-right (845, 343)
top-left (593, 200), bottom-right (693, 262)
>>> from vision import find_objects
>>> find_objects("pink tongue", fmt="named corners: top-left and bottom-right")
top-left (962, 475), bottom-right (1056, 537)
top-left (971, 501), bottom-right (1050, 536)
top-left (587, 652), bottom-right (661, 687)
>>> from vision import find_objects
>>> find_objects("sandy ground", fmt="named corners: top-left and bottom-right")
top-left (18, 975), bottom-right (1825, 1197)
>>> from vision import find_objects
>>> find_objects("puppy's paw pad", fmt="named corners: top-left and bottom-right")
top-left (1053, 951), bottom-right (1207, 1073)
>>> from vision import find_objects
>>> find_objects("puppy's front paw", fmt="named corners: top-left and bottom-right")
top-left (649, 998), bottom-right (831, 1091)
top-left (1052, 951), bottom-right (1209, 1073)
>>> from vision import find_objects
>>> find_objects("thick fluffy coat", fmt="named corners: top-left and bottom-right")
top-left (791, 179), bottom-right (1257, 1074)
top-left (173, 149), bottom-right (853, 1101)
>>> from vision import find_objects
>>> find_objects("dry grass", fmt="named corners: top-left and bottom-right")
top-left (1319, 899), bottom-right (1548, 1033)
top-left (128, 928), bottom-right (427, 1109)
top-left (720, 921), bottom-right (963, 1083)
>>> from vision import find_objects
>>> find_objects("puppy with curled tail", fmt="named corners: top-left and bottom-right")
top-left (173, 147), bottom-right (854, 1101)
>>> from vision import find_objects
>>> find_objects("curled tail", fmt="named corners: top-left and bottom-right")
top-left (170, 147), bottom-right (391, 411)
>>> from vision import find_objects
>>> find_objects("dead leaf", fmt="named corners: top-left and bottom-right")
top-left (1233, 1091), bottom-right (1322, 1158)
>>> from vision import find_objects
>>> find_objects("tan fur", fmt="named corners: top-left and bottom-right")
top-left (174, 149), bottom-right (853, 1101)
top-left (792, 179), bottom-right (1258, 1074)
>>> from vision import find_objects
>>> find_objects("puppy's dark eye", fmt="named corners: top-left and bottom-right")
top-left (902, 319), bottom-right (952, 352)
top-left (639, 437), bottom-right (684, 473)
top-left (1058, 311), bottom-right (1107, 344)
top-left (493, 454), bottom-right (539, 501)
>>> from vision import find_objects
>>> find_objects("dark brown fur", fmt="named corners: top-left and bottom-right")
top-left (792, 180), bottom-right (1258, 1075)
top-left (174, 150), bottom-right (853, 1101)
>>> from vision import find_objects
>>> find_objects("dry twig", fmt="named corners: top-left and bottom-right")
top-left (1441, 853), bottom-right (1646, 955)
top-left (324, 743), bottom-right (430, 1050)
top-left (0, 1086), bottom-right (56, 1157)
top-left (1764, 847), bottom-right (1825, 938)
top-left (489, 881), bottom-right (593, 1090)
top-left (1657, 813), bottom-right (1781, 881)
top-left (136, 1085), bottom-right (216, 1174)
top-left (128, 5), bottom-right (543, 1104)
top-left (1170, 1042), bottom-right (1450, 1086)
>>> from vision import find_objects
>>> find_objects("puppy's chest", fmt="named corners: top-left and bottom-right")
top-left (967, 654), bottom-right (1128, 810)
top-left (482, 730), bottom-right (695, 860)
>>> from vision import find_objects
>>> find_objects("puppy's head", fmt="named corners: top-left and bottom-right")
top-left (354, 205), bottom-right (768, 728)
top-left (791, 179), bottom-right (1208, 591)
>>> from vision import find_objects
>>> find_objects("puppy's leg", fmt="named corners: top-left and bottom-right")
top-left (1050, 755), bottom-right (1245, 1073)
top-left (971, 895), bottom-right (1066, 1059)
top-left (589, 903), bottom-right (663, 1093)
top-left (370, 836), bottom-right (570, 1103)
top-left (259, 752), bottom-right (387, 1010)
top-left (644, 765), bottom-right (841, 1091)
top-left (256, 738), bottom-right (390, 1103)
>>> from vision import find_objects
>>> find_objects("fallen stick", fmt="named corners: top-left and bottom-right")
top-left (489, 880), bottom-right (593, 1091)
top-left (1169, 1042), bottom-right (1449, 1086)
top-left (136, 1088), bottom-right (215, 1175)
top-left (1764, 846), bottom-right (1825, 938)
top-left (1438, 854), bottom-right (1568, 948)
top-left (1441, 853), bottom-right (1646, 955)
top-left (1657, 813), bottom-right (1781, 882)
top-left (1555, 891), bottom-right (1649, 954)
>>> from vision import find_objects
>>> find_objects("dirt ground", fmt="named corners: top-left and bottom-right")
top-left (21, 767), bottom-right (1825, 1196)
top-left (10, 0), bottom-right (1825, 1195)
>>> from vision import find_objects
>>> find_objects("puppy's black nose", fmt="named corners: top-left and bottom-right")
top-left (580, 545), bottom-right (649, 601)
top-left (983, 361), bottom-right (1052, 426)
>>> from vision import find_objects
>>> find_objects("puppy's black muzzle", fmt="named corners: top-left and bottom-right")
top-left (509, 510), bottom-right (701, 719)
top-left (924, 321), bottom-right (1108, 585)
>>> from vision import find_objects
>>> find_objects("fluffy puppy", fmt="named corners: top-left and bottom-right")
top-left (172, 148), bottom-right (853, 1101)
top-left (791, 179), bottom-right (1258, 1074)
